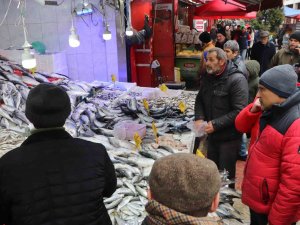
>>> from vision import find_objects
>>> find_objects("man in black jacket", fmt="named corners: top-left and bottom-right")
top-left (194, 47), bottom-right (248, 186)
top-left (251, 31), bottom-right (276, 76)
top-left (0, 84), bottom-right (117, 225)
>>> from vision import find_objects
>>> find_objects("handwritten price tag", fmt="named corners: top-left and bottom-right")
top-left (29, 67), bottom-right (36, 74)
top-left (159, 84), bottom-right (168, 92)
top-left (152, 122), bottom-right (158, 143)
top-left (143, 99), bottom-right (149, 114)
top-left (196, 149), bottom-right (205, 158)
top-left (178, 101), bottom-right (186, 113)
top-left (111, 74), bottom-right (116, 83)
top-left (133, 132), bottom-right (142, 150)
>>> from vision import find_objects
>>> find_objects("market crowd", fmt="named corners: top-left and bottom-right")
top-left (195, 22), bottom-right (300, 225)
top-left (0, 23), bottom-right (299, 225)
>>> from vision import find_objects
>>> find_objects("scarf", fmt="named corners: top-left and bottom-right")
top-left (143, 200), bottom-right (222, 225)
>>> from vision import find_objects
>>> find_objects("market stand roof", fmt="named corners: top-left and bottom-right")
top-left (194, 0), bottom-right (257, 19)
top-left (232, 0), bottom-right (283, 11)
top-left (283, 6), bottom-right (300, 18)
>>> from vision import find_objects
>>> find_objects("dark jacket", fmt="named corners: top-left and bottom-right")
top-left (0, 129), bottom-right (117, 225)
top-left (242, 90), bottom-right (300, 225)
top-left (237, 31), bottom-right (249, 50)
top-left (250, 41), bottom-right (276, 75)
top-left (233, 55), bottom-right (248, 79)
top-left (215, 38), bottom-right (228, 49)
top-left (270, 48), bottom-right (300, 68)
top-left (195, 61), bottom-right (248, 141)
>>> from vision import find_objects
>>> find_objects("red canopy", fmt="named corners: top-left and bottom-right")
top-left (194, 0), bottom-right (257, 19)
top-left (236, 0), bottom-right (284, 12)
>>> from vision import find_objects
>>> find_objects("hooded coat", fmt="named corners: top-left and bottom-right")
top-left (245, 60), bottom-right (260, 103)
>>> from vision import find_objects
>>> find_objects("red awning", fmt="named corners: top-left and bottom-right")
top-left (194, 0), bottom-right (256, 19)
top-left (194, 12), bottom-right (256, 19)
top-left (232, 0), bottom-right (283, 11)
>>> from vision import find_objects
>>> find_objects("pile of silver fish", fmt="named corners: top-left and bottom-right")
top-left (0, 58), bottom-right (249, 224)
top-left (0, 128), bottom-right (26, 157)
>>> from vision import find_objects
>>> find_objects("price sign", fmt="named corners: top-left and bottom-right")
top-left (133, 132), bottom-right (142, 150)
top-left (178, 101), bottom-right (186, 113)
top-left (143, 99), bottom-right (149, 114)
top-left (159, 84), bottom-right (168, 92)
top-left (152, 122), bottom-right (158, 143)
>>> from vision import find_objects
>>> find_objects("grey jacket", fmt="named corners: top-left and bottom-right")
top-left (195, 61), bottom-right (248, 141)
top-left (233, 55), bottom-right (248, 79)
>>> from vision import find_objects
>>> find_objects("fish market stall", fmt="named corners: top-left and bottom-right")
top-left (0, 57), bottom-right (250, 224)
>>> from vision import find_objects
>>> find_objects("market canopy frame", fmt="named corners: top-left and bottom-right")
top-left (194, 0), bottom-right (257, 19)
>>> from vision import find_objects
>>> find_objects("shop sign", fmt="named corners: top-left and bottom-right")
top-left (184, 63), bottom-right (196, 68)
top-left (156, 3), bottom-right (172, 11)
top-left (193, 19), bottom-right (204, 32)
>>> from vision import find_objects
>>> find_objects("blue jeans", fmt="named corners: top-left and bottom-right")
top-left (240, 49), bottom-right (247, 61)
top-left (239, 134), bottom-right (248, 157)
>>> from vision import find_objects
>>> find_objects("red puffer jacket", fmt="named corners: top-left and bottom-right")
top-left (241, 91), bottom-right (300, 225)
top-left (235, 100), bottom-right (262, 150)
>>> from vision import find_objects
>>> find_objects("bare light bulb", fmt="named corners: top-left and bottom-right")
top-left (22, 47), bottom-right (37, 69)
top-left (125, 26), bottom-right (133, 36)
top-left (69, 25), bottom-right (80, 47)
top-left (103, 24), bottom-right (112, 41)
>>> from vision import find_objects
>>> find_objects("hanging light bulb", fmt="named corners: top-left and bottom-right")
top-left (21, 15), bottom-right (36, 69)
top-left (125, 25), bottom-right (133, 36)
top-left (22, 44), bottom-right (37, 69)
top-left (125, 0), bottom-right (133, 37)
top-left (103, 23), bottom-right (112, 41)
top-left (69, 20), bottom-right (80, 47)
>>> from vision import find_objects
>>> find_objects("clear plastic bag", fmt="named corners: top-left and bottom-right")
top-left (187, 120), bottom-right (208, 137)
top-left (113, 121), bottom-right (146, 140)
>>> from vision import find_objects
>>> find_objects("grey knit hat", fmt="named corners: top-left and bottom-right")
top-left (149, 153), bottom-right (221, 217)
top-left (259, 64), bottom-right (298, 98)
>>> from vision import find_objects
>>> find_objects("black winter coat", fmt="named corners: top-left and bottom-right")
top-left (0, 129), bottom-right (117, 225)
top-left (250, 41), bottom-right (276, 76)
top-left (233, 55), bottom-right (248, 79)
top-left (195, 61), bottom-right (248, 141)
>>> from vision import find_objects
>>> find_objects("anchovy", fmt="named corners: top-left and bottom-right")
top-left (106, 198), bottom-right (123, 210)
top-left (117, 196), bottom-right (134, 211)
top-left (104, 194), bottom-right (124, 204)
top-left (124, 181), bottom-right (137, 195)
top-left (135, 185), bottom-right (147, 198)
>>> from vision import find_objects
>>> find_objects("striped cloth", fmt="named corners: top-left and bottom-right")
top-left (142, 200), bottom-right (222, 225)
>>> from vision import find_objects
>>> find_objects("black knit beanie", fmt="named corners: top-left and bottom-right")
top-left (25, 83), bottom-right (71, 128)
top-left (217, 29), bottom-right (226, 38)
top-left (199, 31), bottom-right (211, 44)
top-left (259, 65), bottom-right (298, 98)
top-left (290, 31), bottom-right (300, 42)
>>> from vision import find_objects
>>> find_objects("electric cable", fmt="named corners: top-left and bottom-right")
top-left (0, 0), bottom-right (13, 26)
